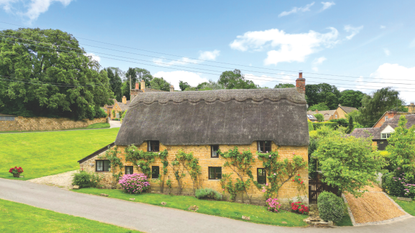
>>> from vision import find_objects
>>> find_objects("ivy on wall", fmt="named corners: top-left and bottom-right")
top-left (101, 146), bottom-right (124, 188)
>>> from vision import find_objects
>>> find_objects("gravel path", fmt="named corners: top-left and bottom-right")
top-left (28, 170), bottom-right (78, 189)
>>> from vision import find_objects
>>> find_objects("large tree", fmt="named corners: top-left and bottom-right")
top-left (305, 83), bottom-right (341, 109)
top-left (218, 69), bottom-right (257, 89)
top-left (179, 81), bottom-right (191, 91)
top-left (0, 28), bottom-right (113, 120)
top-left (105, 67), bottom-right (122, 102)
top-left (358, 87), bottom-right (405, 127)
top-left (274, 83), bottom-right (295, 88)
top-left (150, 77), bottom-right (171, 91)
top-left (339, 90), bottom-right (365, 108)
top-left (122, 67), bottom-right (153, 99)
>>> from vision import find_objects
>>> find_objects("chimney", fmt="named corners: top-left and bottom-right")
top-left (135, 83), bottom-right (139, 90)
top-left (296, 72), bottom-right (305, 95)
top-left (141, 80), bottom-right (145, 92)
top-left (170, 85), bottom-right (174, 92)
top-left (122, 96), bottom-right (127, 104)
top-left (409, 102), bottom-right (415, 114)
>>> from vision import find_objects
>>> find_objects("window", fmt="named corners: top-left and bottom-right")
top-left (148, 141), bottom-right (160, 152)
top-left (211, 145), bottom-right (219, 158)
top-left (257, 141), bottom-right (271, 153)
top-left (257, 168), bottom-right (266, 184)
top-left (385, 116), bottom-right (388, 121)
top-left (377, 141), bottom-right (388, 151)
top-left (152, 166), bottom-right (160, 179)
top-left (96, 160), bottom-right (110, 172)
top-left (335, 114), bottom-right (337, 119)
top-left (381, 133), bottom-right (391, 139)
top-left (208, 167), bottom-right (222, 180)
top-left (125, 166), bottom-right (133, 175)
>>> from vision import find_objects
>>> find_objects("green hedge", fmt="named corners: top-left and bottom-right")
top-left (308, 121), bottom-right (314, 132)
top-left (312, 122), bottom-right (337, 130)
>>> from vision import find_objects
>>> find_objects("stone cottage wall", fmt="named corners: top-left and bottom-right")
top-left (0, 116), bottom-right (106, 132)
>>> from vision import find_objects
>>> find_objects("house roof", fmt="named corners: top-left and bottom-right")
top-left (115, 88), bottom-right (309, 146)
top-left (77, 142), bottom-right (115, 164)
top-left (117, 101), bottom-right (130, 111)
top-left (349, 128), bottom-right (378, 139)
top-left (307, 110), bottom-right (336, 121)
top-left (339, 105), bottom-right (357, 114)
top-left (372, 111), bottom-right (408, 128)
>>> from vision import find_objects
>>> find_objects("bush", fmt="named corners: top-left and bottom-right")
top-left (313, 122), bottom-right (337, 130)
top-left (382, 172), bottom-right (405, 197)
top-left (266, 198), bottom-right (281, 212)
top-left (72, 171), bottom-right (102, 188)
top-left (119, 173), bottom-right (150, 194)
top-left (195, 188), bottom-right (222, 200)
top-left (96, 108), bottom-right (107, 118)
top-left (314, 114), bottom-right (324, 122)
top-left (318, 191), bottom-right (344, 222)
top-left (308, 121), bottom-right (314, 132)
top-left (291, 201), bottom-right (309, 214)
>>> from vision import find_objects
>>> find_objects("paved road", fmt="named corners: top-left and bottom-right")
top-left (0, 178), bottom-right (414, 233)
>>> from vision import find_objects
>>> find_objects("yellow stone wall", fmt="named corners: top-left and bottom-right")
top-left (81, 141), bottom-right (309, 205)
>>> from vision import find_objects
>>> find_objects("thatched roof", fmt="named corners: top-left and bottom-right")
top-left (115, 88), bottom-right (309, 146)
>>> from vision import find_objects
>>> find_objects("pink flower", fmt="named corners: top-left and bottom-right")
top-left (269, 155), bottom-right (271, 158)
top-left (293, 153), bottom-right (295, 155)
top-left (266, 151), bottom-right (268, 153)
top-left (266, 183), bottom-right (269, 186)
top-left (274, 173), bottom-right (276, 175)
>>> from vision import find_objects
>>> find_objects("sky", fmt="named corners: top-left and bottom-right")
top-left (0, 0), bottom-right (414, 103)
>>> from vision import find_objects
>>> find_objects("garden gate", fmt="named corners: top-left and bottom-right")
top-left (309, 176), bottom-right (340, 204)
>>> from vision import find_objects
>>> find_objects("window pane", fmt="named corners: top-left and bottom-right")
top-left (152, 166), bottom-right (159, 178)
top-left (96, 161), bottom-right (103, 171)
top-left (215, 167), bottom-right (222, 179)
top-left (103, 161), bottom-right (110, 171)
top-left (258, 168), bottom-right (266, 184)
top-left (125, 166), bottom-right (133, 174)
top-left (211, 145), bottom-right (219, 157)
top-left (265, 141), bottom-right (271, 152)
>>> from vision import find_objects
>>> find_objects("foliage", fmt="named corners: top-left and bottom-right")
top-left (291, 201), bottom-right (309, 214)
top-left (150, 77), bottom-right (171, 91)
top-left (9, 166), bottom-right (23, 175)
top-left (218, 69), bottom-right (257, 89)
top-left (329, 118), bottom-right (349, 129)
top-left (308, 121), bottom-right (314, 131)
top-left (195, 188), bottom-right (222, 200)
top-left (219, 147), bottom-right (255, 203)
top-left (197, 80), bottom-right (224, 91)
top-left (314, 113), bottom-right (324, 122)
top-left (122, 67), bottom-right (153, 99)
top-left (0, 28), bottom-right (114, 120)
top-left (256, 150), bottom-right (307, 199)
top-left (312, 122), bottom-right (337, 130)
top-left (346, 116), bottom-right (354, 134)
top-left (72, 171), bottom-right (102, 188)
top-left (382, 172), bottom-right (406, 197)
top-left (308, 137), bottom-right (319, 179)
top-left (318, 191), bottom-right (344, 222)
top-left (179, 81), bottom-right (191, 91)
top-left (274, 83), bottom-right (295, 88)
top-left (305, 83), bottom-right (341, 109)
top-left (358, 87), bottom-right (406, 127)
top-left (170, 150), bottom-right (201, 194)
top-left (103, 146), bottom-right (124, 187)
top-left (119, 173), bottom-right (150, 194)
top-left (266, 198), bottom-right (281, 212)
top-left (308, 103), bottom-right (330, 111)
top-left (313, 131), bottom-right (385, 197)
top-left (105, 67), bottom-right (123, 102)
top-left (339, 90), bottom-right (365, 108)
top-left (120, 110), bottom-right (127, 121)
top-left (386, 116), bottom-right (415, 180)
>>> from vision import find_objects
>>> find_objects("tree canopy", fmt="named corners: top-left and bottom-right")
top-left (218, 69), bottom-right (257, 89)
top-left (150, 77), bottom-right (171, 91)
top-left (339, 90), bottom-right (365, 108)
top-left (274, 83), bottom-right (295, 88)
top-left (305, 83), bottom-right (341, 109)
top-left (105, 67), bottom-right (122, 102)
top-left (0, 28), bottom-right (113, 120)
top-left (308, 103), bottom-right (329, 111)
top-left (179, 81), bottom-right (190, 91)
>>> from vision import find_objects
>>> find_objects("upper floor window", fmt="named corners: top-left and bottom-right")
top-left (381, 133), bottom-right (391, 139)
top-left (148, 141), bottom-right (160, 152)
top-left (257, 141), bottom-right (271, 153)
top-left (96, 160), bottom-right (110, 172)
top-left (211, 145), bottom-right (219, 158)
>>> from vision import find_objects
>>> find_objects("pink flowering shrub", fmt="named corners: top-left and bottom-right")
top-left (119, 173), bottom-right (150, 194)
top-left (266, 198), bottom-right (281, 212)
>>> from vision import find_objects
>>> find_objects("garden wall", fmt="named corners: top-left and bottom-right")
top-left (0, 116), bottom-right (106, 132)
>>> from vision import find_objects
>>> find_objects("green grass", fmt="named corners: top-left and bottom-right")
top-left (74, 188), bottom-right (308, 227)
top-left (336, 210), bottom-right (353, 226)
top-left (0, 128), bottom-right (119, 180)
top-left (0, 198), bottom-right (141, 233)
top-left (86, 123), bottom-right (110, 129)
top-left (390, 195), bottom-right (415, 215)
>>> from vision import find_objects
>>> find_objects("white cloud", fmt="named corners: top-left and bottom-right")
top-left (344, 25), bottom-right (364, 40)
top-left (357, 63), bottom-right (415, 104)
top-left (230, 28), bottom-right (339, 65)
top-left (0, 0), bottom-right (18, 12)
top-left (244, 73), bottom-right (294, 87)
top-left (153, 71), bottom-right (209, 91)
top-left (383, 48), bottom-right (390, 56)
top-left (199, 50), bottom-right (220, 61)
top-left (153, 57), bottom-right (199, 67)
top-left (380, 25), bottom-right (386, 29)
top-left (278, 2), bottom-right (314, 17)
top-left (320, 2), bottom-right (335, 11)
top-left (86, 53), bottom-right (100, 62)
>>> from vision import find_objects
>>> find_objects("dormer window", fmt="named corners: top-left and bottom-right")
top-left (381, 133), bottom-right (391, 139)
top-left (148, 141), bottom-right (160, 152)
top-left (258, 141), bottom-right (271, 153)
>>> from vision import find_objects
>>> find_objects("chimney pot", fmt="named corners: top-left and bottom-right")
top-left (135, 83), bottom-right (139, 90)
top-left (170, 85), bottom-right (174, 92)
top-left (122, 96), bottom-right (127, 104)
top-left (295, 72), bottom-right (305, 95)
top-left (140, 80), bottom-right (146, 92)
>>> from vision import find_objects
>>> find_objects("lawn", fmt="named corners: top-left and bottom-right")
top-left (389, 196), bottom-right (415, 215)
top-left (74, 188), bottom-right (309, 227)
top-left (0, 128), bottom-right (119, 180)
top-left (336, 211), bottom-right (353, 226)
top-left (86, 123), bottom-right (110, 129)
top-left (0, 198), bottom-right (141, 233)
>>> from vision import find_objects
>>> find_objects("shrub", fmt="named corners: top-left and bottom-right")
top-left (266, 198), bottom-right (281, 212)
top-left (314, 114), bottom-right (324, 122)
top-left (382, 172), bottom-right (406, 197)
top-left (291, 201), bottom-right (309, 214)
top-left (96, 108), bottom-right (107, 118)
top-left (318, 191), bottom-right (344, 222)
top-left (119, 173), bottom-right (150, 194)
top-left (195, 188), bottom-right (222, 200)
top-left (308, 121), bottom-right (314, 132)
top-left (313, 122), bottom-right (337, 130)
top-left (72, 171), bottom-right (102, 188)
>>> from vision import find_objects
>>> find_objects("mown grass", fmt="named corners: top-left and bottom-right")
top-left (0, 198), bottom-right (141, 233)
top-left (336, 210), bottom-right (353, 226)
top-left (0, 128), bottom-right (119, 180)
top-left (86, 123), bottom-right (110, 129)
top-left (74, 188), bottom-right (309, 227)
top-left (390, 195), bottom-right (415, 215)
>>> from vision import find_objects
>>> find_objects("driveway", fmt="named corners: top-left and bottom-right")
top-left (0, 178), bottom-right (414, 233)
top-left (109, 120), bottom-right (121, 128)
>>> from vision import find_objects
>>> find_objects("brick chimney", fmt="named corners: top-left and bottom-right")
top-left (141, 80), bottom-right (145, 92)
top-left (135, 83), bottom-right (139, 90)
top-left (122, 96), bottom-right (127, 104)
top-left (409, 103), bottom-right (415, 114)
top-left (170, 85), bottom-right (174, 92)
top-left (296, 72), bottom-right (305, 95)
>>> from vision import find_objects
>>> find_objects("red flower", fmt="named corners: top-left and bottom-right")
top-left (292, 179), bottom-right (295, 182)
top-left (297, 174), bottom-right (300, 176)
top-left (301, 181), bottom-right (303, 184)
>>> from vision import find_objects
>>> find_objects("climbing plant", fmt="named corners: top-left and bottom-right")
top-left (169, 150), bottom-right (202, 195)
top-left (102, 146), bottom-right (124, 188)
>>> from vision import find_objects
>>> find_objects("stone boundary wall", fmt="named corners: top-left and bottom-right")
top-left (0, 116), bottom-right (107, 132)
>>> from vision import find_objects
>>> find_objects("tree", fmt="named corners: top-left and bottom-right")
top-left (313, 130), bottom-right (385, 197)
top-left (358, 87), bottom-right (405, 127)
top-left (105, 67), bottom-right (122, 102)
top-left (150, 77), bottom-right (171, 91)
top-left (274, 83), bottom-right (295, 88)
top-left (308, 103), bottom-right (329, 111)
top-left (346, 116), bottom-right (354, 134)
top-left (0, 28), bottom-right (113, 120)
top-left (305, 83), bottom-right (341, 109)
top-left (339, 90), bottom-right (365, 108)
top-left (179, 81), bottom-right (191, 91)
top-left (314, 114), bottom-right (324, 122)
top-left (218, 69), bottom-right (257, 89)
top-left (121, 67), bottom-right (153, 99)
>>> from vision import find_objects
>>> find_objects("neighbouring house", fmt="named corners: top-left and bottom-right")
top-left (350, 114), bottom-right (415, 150)
top-left (372, 103), bottom-right (415, 128)
top-left (307, 110), bottom-right (336, 121)
top-left (307, 104), bottom-right (357, 122)
top-left (78, 73), bottom-right (309, 205)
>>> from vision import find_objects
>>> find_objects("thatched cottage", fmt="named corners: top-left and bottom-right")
top-left (79, 74), bottom-right (309, 204)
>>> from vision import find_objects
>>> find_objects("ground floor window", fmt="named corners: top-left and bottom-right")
top-left (152, 166), bottom-right (160, 179)
top-left (125, 166), bottom-right (133, 174)
top-left (208, 167), bottom-right (222, 180)
top-left (257, 168), bottom-right (266, 184)
top-left (96, 160), bottom-right (110, 172)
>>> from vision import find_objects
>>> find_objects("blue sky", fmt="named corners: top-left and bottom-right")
top-left (1, 0), bottom-right (414, 103)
